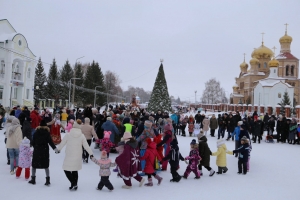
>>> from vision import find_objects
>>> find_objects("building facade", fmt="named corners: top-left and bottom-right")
top-left (232, 25), bottom-right (299, 108)
top-left (0, 19), bottom-right (36, 107)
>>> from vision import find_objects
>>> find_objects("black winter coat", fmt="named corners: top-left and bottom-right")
top-left (276, 120), bottom-right (284, 133)
top-left (163, 142), bottom-right (184, 167)
top-left (233, 143), bottom-right (250, 162)
top-left (22, 120), bottom-right (32, 144)
top-left (198, 136), bottom-right (211, 166)
top-left (253, 120), bottom-right (263, 136)
top-left (32, 126), bottom-right (56, 169)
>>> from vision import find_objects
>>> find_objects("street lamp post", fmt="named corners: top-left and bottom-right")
top-left (195, 90), bottom-right (197, 104)
top-left (94, 86), bottom-right (102, 108)
top-left (72, 56), bottom-right (84, 108)
top-left (69, 78), bottom-right (81, 108)
top-left (10, 83), bottom-right (13, 108)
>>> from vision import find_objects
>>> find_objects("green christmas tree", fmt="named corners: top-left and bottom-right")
top-left (59, 60), bottom-right (74, 101)
top-left (34, 57), bottom-right (46, 104)
top-left (147, 63), bottom-right (172, 113)
top-left (83, 61), bottom-right (106, 106)
top-left (45, 58), bottom-right (61, 103)
top-left (278, 91), bottom-right (291, 114)
top-left (74, 62), bottom-right (84, 105)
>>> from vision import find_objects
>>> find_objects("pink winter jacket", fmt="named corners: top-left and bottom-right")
top-left (91, 157), bottom-right (116, 176)
top-left (65, 122), bottom-right (73, 133)
top-left (18, 144), bottom-right (32, 168)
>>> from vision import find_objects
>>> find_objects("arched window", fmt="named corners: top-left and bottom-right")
top-left (291, 65), bottom-right (294, 76)
top-left (27, 68), bottom-right (31, 78)
top-left (0, 60), bottom-right (4, 77)
top-left (14, 64), bottom-right (19, 73)
top-left (286, 65), bottom-right (289, 76)
top-left (258, 63), bottom-right (261, 68)
top-left (264, 62), bottom-right (267, 68)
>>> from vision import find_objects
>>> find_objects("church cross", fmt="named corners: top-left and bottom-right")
top-left (284, 23), bottom-right (289, 32)
top-left (243, 53), bottom-right (246, 62)
top-left (160, 59), bottom-right (164, 63)
top-left (261, 32), bottom-right (265, 43)
top-left (272, 46), bottom-right (277, 55)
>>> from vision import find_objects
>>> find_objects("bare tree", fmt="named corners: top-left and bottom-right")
top-left (123, 86), bottom-right (151, 103)
top-left (104, 71), bottom-right (123, 103)
top-left (201, 78), bottom-right (227, 104)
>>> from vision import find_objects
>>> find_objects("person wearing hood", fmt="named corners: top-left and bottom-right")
top-left (16, 137), bottom-right (32, 180)
top-left (228, 136), bottom-right (250, 175)
top-left (211, 139), bottom-right (231, 174)
top-left (230, 121), bottom-right (243, 157)
top-left (140, 138), bottom-right (163, 186)
top-left (162, 139), bottom-right (184, 182)
top-left (81, 117), bottom-right (98, 162)
top-left (197, 131), bottom-right (215, 176)
top-left (115, 132), bottom-right (145, 189)
top-left (157, 123), bottom-right (173, 171)
top-left (18, 106), bottom-right (30, 127)
top-left (57, 119), bottom-right (93, 190)
top-left (28, 120), bottom-right (59, 186)
top-left (6, 118), bottom-right (23, 175)
top-left (182, 139), bottom-right (201, 179)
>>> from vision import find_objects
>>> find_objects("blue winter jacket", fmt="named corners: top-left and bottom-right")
top-left (231, 126), bottom-right (241, 141)
top-left (101, 120), bottom-right (120, 143)
top-left (170, 114), bottom-right (178, 124)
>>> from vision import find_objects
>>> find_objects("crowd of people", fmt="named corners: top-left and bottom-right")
top-left (1, 102), bottom-right (299, 191)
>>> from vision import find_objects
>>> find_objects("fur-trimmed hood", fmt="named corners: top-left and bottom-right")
top-left (36, 126), bottom-right (50, 132)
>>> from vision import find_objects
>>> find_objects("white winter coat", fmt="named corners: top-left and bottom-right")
top-left (58, 125), bottom-right (93, 171)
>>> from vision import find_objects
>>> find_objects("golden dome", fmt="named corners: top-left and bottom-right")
top-left (249, 57), bottom-right (259, 65)
top-left (251, 42), bottom-right (273, 59)
top-left (279, 31), bottom-right (292, 43)
top-left (268, 58), bottom-right (279, 68)
top-left (240, 61), bottom-right (248, 69)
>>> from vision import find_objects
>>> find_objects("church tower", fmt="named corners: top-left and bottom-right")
top-left (279, 23), bottom-right (293, 53)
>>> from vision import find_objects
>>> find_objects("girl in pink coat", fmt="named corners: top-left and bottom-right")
top-left (16, 137), bottom-right (32, 180)
top-left (98, 131), bottom-right (114, 158)
top-left (65, 119), bottom-right (74, 133)
top-left (182, 139), bottom-right (201, 179)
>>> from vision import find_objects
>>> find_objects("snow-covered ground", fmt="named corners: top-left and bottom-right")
top-left (1, 112), bottom-right (299, 200)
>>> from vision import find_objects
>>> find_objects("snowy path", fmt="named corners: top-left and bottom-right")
top-left (1, 119), bottom-right (299, 200)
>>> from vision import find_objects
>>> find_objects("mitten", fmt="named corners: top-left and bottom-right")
top-left (90, 155), bottom-right (94, 159)
top-left (185, 160), bottom-right (189, 164)
top-left (54, 148), bottom-right (59, 154)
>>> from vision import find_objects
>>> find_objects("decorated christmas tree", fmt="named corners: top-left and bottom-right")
top-left (147, 62), bottom-right (172, 113)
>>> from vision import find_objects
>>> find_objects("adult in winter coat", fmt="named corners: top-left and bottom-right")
top-left (84, 106), bottom-right (93, 125)
top-left (194, 111), bottom-right (202, 124)
top-left (209, 114), bottom-right (218, 137)
top-left (197, 131), bottom-right (215, 176)
top-left (115, 132), bottom-right (145, 189)
top-left (81, 118), bottom-right (98, 162)
top-left (18, 106), bottom-right (30, 127)
top-left (140, 139), bottom-right (163, 186)
top-left (253, 117), bottom-right (263, 143)
top-left (202, 117), bottom-right (210, 136)
top-left (121, 117), bottom-right (136, 137)
top-left (227, 115), bottom-right (235, 140)
top-left (22, 117), bottom-right (32, 145)
top-left (288, 118), bottom-right (298, 144)
top-left (30, 108), bottom-right (42, 137)
top-left (276, 115), bottom-right (284, 143)
top-left (29, 120), bottom-right (58, 186)
top-left (268, 117), bottom-right (276, 135)
top-left (6, 118), bottom-right (23, 174)
top-left (101, 117), bottom-right (120, 144)
top-left (57, 122), bottom-right (93, 190)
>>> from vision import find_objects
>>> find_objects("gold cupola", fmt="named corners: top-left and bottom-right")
top-left (251, 33), bottom-right (273, 59)
top-left (268, 46), bottom-right (279, 68)
top-left (240, 53), bottom-right (248, 73)
top-left (279, 23), bottom-right (292, 53)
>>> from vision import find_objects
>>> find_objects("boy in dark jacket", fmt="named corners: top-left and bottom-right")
top-left (162, 139), bottom-right (184, 182)
top-left (229, 136), bottom-right (250, 175)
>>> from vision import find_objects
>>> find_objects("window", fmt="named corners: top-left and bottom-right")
top-left (0, 60), bottom-right (4, 78)
top-left (278, 93), bottom-right (281, 98)
top-left (258, 63), bottom-right (261, 68)
top-left (286, 65), bottom-right (289, 76)
top-left (27, 68), bottom-right (31, 78)
top-left (264, 62), bottom-right (267, 68)
top-left (0, 85), bottom-right (3, 100)
top-left (19, 40), bottom-right (22, 46)
top-left (26, 89), bottom-right (30, 99)
top-left (291, 65), bottom-right (294, 76)
top-left (240, 82), bottom-right (244, 89)
top-left (13, 88), bottom-right (17, 99)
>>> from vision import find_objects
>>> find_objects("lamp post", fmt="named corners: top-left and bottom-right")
top-left (195, 90), bottom-right (197, 104)
top-left (34, 86), bottom-right (39, 107)
top-left (69, 78), bottom-right (81, 108)
top-left (72, 56), bottom-right (84, 108)
top-left (10, 83), bottom-right (13, 108)
top-left (94, 86), bottom-right (103, 108)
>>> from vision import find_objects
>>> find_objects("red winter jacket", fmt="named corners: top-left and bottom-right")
top-left (140, 141), bottom-right (162, 174)
top-left (30, 111), bottom-right (42, 129)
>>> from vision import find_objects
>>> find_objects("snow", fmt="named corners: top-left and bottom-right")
top-left (1, 111), bottom-right (299, 200)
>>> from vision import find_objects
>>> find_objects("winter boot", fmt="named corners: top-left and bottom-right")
top-left (223, 168), bottom-right (228, 173)
top-left (25, 168), bottom-right (30, 180)
top-left (7, 160), bottom-right (10, 165)
top-left (45, 177), bottom-right (50, 186)
top-left (122, 185), bottom-right (132, 189)
top-left (175, 175), bottom-right (182, 182)
top-left (113, 166), bottom-right (118, 172)
top-left (199, 170), bottom-right (203, 176)
top-left (154, 175), bottom-right (163, 185)
top-left (28, 176), bottom-right (36, 185)
top-left (209, 169), bottom-right (215, 177)
top-left (144, 178), bottom-right (153, 186)
top-left (15, 167), bottom-right (22, 178)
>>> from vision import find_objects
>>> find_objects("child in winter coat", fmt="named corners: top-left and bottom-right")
top-left (247, 139), bottom-right (252, 172)
top-left (16, 137), bottom-right (32, 180)
top-left (162, 139), bottom-right (184, 182)
top-left (140, 138), bottom-right (163, 186)
top-left (212, 139), bottom-right (231, 174)
top-left (188, 122), bottom-right (195, 137)
top-left (193, 123), bottom-right (200, 137)
top-left (197, 131), bottom-right (215, 176)
top-left (228, 136), bottom-right (250, 175)
top-left (98, 131), bottom-right (114, 158)
top-left (157, 124), bottom-right (173, 171)
top-left (91, 151), bottom-right (116, 191)
top-left (65, 119), bottom-right (74, 133)
top-left (182, 139), bottom-right (201, 179)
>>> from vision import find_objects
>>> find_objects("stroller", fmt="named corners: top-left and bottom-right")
top-left (265, 135), bottom-right (275, 143)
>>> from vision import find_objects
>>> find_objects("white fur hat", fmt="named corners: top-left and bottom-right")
top-left (217, 139), bottom-right (225, 148)
top-left (238, 121), bottom-right (243, 126)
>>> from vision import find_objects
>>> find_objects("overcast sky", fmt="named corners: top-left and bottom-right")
top-left (1, 0), bottom-right (300, 103)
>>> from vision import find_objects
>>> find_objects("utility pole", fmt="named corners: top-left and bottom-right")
top-left (71, 56), bottom-right (84, 108)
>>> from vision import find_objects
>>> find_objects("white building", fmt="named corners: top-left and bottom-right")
top-left (0, 19), bottom-right (36, 107)
top-left (254, 56), bottom-right (294, 108)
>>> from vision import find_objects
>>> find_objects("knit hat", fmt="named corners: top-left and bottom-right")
top-left (190, 139), bottom-right (196, 145)
top-left (21, 137), bottom-right (30, 147)
top-left (40, 120), bottom-right (47, 127)
top-left (238, 121), bottom-right (243, 126)
top-left (107, 117), bottom-right (112, 121)
top-left (217, 139), bottom-right (225, 148)
top-left (101, 151), bottom-right (107, 159)
top-left (121, 132), bottom-right (132, 142)
top-left (241, 136), bottom-right (248, 143)
top-left (104, 131), bottom-right (112, 139)
top-left (164, 124), bottom-right (172, 132)
top-left (198, 130), bottom-right (205, 139)
top-left (144, 120), bottom-right (152, 128)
